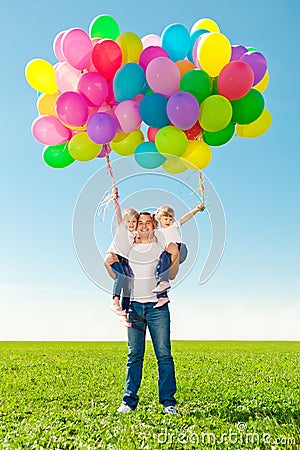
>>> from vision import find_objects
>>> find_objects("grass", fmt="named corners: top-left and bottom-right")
top-left (0, 341), bottom-right (299, 449)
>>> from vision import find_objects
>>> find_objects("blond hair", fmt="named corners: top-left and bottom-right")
top-left (122, 208), bottom-right (139, 222)
top-left (155, 205), bottom-right (175, 219)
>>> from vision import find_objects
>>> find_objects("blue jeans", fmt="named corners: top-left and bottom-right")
top-left (111, 256), bottom-right (134, 311)
top-left (155, 243), bottom-right (188, 284)
top-left (122, 301), bottom-right (176, 409)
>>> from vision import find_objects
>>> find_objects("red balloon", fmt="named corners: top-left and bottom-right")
top-left (147, 127), bottom-right (159, 142)
top-left (92, 39), bottom-right (122, 80)
top-left (183, 121), bottom-right (202, 140)
top-left (218, 61), bottom-right (254, 100)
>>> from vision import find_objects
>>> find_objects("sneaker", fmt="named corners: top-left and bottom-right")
top-left (153, 297), bottom-right (170, 309)
top-left (116, 403), bottom-right (133, 413)
top-left (152, 281), bottom-right (171, 293)
top-left (111, 303), bottom-right (127, 316)
top-left (164, 406), bottom-right (178, 415)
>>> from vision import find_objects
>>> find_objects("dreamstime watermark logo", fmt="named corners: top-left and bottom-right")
top-left (72, 156), bottom-right (226, 293)
top-left (154, 422), bottom-right (297, 447)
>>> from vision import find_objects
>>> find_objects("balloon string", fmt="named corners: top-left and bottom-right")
top-left (97, 144), bottom-right (119, 221)
top-left (198, 171), bottom-right (206, 211)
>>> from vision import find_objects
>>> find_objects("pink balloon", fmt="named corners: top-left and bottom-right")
top-left (53, 31), bottom-right (66, 62)
top-left (218, 61), bottom-right (254, 100)
top-left (114, 100), bottom-right (141, 133)
top-left (55, 62), bottom-right (82, 93)
top-left (106, 79), bottom-right (116, 107)
top-left (31, 115), bottom-right (71, 145)
top-left (97, 145), bottom-right (111, 158)
top-left (86, 38), bottom-right (101, 72)
top-left (77, 72), bottom-right (108, 107)
top-left (56, 92), bottom-right (89, 127)
top-left (146, 57), bottom-right (180, 96)
top-left (61, 28), bottom-right (93, 70)
top-left (141, 34), bottom-right (162, 48)
top-left (139, 46), bottom-right (169, 71)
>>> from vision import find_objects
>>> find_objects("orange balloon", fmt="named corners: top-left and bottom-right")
top-left (176, 60), bottom-right (196, 77)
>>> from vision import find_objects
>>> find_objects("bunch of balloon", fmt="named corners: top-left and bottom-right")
top-left (25, 14), bottom-right (271, 173)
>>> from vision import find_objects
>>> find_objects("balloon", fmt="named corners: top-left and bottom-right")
top-left (155, 126), bottom-right (188, 157)
top-left (115, 100), bottom-right (141, 133)
top-left (97, 144), bottom-right (111, 158)
top-left (68, 132), bottom-right (102, 161)
top-left (87, 112), bottom-right (117, 144)
top-left (147, 127), bottom-right (160, 142)
top-left (236, 109), bottom-right (272, 138)
top-left (55, 62), bottom-right (82, 93)
top-left (139, 93), bottom-right (170, 128)
top-left (141, 34), bottom-right (162, 48)
top-left (182, 140), bottom-right (212, 170)
top-left (176, 60), bottom-right (196, 77)
top-left (113, 63), bottom-right (146, 102)
top-left (200, 95), bottom-right (232, 132)
top-left (203, 122), bottom-right (235, 146)
top-left (116, 32), bottom-right (143, 64)
top-left (111, 130), bottom-right (144, 156)
top-left (56, 92), bottom-right (88, 128)
top-left (31, 115), bottom-right (72, 145)
top-left (37, 93), bottom-right (59, 116)
top-left (134, 142), bottom-right (166, 169)
top-left (92, 39), bottom-right (122, 80)
top-left (162, 156), bottom-right (187, 173)
top-left (43, 142), bottom-right (75, 168)
top-left (217, 61), bottom-right (254, 100)
top-left (167, 92), bottom-right (200, 130)
top-left (161, 23), bottom-right (191, 61)
top-left (139, 46), bottom-right (170, 71)
top-left (231, 89), bottom-right (264, 124)
top-left (253, 70), bottom-right (269, 93)
top-left (146, 57), bottom-right (180, 96)
top-left (61, 28), bottom-right (92, 70)
top-left (180, 69), bottom-right (212, 104)
top-left (187, 29), bottom-right (208, 62)
top-left (77, 72), bottom-right (108, 107)
top-left (191, 18), bottom-right (220, 34)
top-left (97, 104), bottom-right (121, 131)
top-left (89, 15), bottom-right (120, 40)
top-left (230, 45), bottom-right (247, 61)
top-left (25, 59), bottom-right (58, 94)
top-left (197, 32), bottom-right (231, 77)
top-left (183, 121), bottom-right (202, 140)
top-left (106, 79), bottom-right (116, 106)
top-left (240, 51), bottom-right (267, 85)
top-left (53, 31), bottom-right (66, 62)
top-left (246, 46), bottom-right (258, 52)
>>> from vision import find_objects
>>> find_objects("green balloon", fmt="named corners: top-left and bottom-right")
top-left (180, 69), bottom-right (213, 105)
top-left (89, 15), bottom-right (120, 40)
top-left (43, 143), bottom-right (75, 169)
top-left (200, 95), bottom-right (232, 132)
top-left (246, 46), bottom-right (258, 52)
top-left (155, 126), bottom-right (188, 157)
top-left (211, 76), bottom-right (219, 95)
top-left (203, 122), bottom-right (235, 146)
top-left (231, 89), bottom-right (265, 124)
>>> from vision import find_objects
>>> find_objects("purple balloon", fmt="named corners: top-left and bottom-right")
top-left (230, 45), bottom-right (247, 61)
top-left (139, 46), bottom-right (169, 71)
top-left (87, 112), bottom-right (116, 144)
top-left (240, 51), bottom-right (267, 85)
top-left (166, 92), bottom-right (200, 130)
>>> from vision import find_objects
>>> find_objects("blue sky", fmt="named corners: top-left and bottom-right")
top-left (0, 0), bottom-right (299, 340)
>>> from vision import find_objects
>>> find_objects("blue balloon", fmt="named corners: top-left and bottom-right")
top-left (134, 142), bottom-right (166, 169)
top-left (139, 93), bottom-right (170, 128)
top-left (113, 63), bottom-right (146, 102)
top-left (187, 29), bottom-right (209, 62)
top-left (161, 23), bottom-right (191, 61)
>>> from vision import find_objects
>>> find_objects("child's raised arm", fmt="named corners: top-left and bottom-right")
top-left (179, 203), bottom-right (205, 225)
top-left (112, 187), bottom-right (122, 226)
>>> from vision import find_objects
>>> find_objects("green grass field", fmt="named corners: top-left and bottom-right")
top-left (0, 341), bottom-right (299, 449)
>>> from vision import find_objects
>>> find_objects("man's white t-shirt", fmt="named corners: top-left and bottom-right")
top-left (107, 222), bottom-right (134, 258)
top-left (154, 220), bottom-right (183, 248)
top-left (128, 242), bottom-right (161, 303)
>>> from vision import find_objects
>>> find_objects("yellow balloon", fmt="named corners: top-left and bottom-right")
top-left (37, 93), bottom-right (59, 116)
top-left (253, 70), bottom-right (269, 93)
top-left (116, 32), bottom-right (143, 64)
top-left (182, 140), bottom-right (212, 170)
top-left (162, 156), bottom-right (187, 174)
top-left (25, 59), bottom-right (58, 94)
top-left (191, 18), bottom-right (220, 34)
top-left (236, 109), bottom-right (272, 138)
top-left (111, 130), bottom-right (144, 156)
top-left (68, 132), bottom-right (102, 161)
top-left (197, 32), bottom-right (231, 77)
